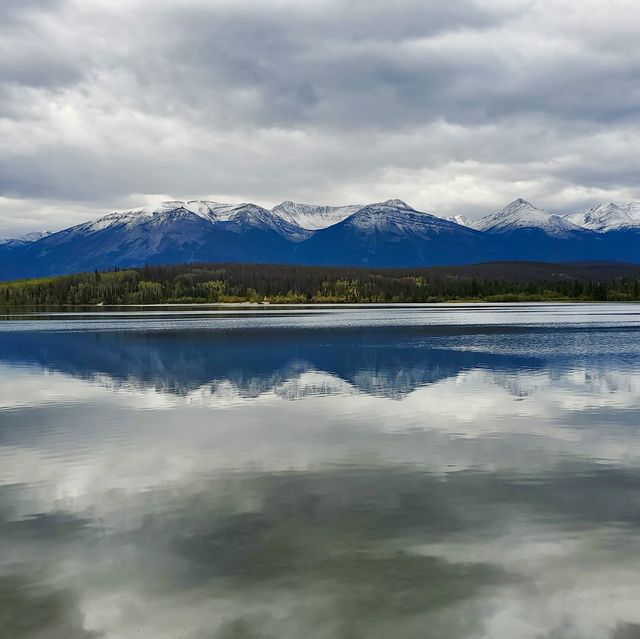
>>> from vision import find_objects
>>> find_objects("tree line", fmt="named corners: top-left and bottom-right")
top-left (1, 261), bottom-right (640, 305)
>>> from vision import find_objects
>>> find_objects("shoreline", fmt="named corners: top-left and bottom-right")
top-left (1, 299), bottom-right (638, 312)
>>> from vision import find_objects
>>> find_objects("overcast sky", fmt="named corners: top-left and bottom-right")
top-left (1, 0), bottom-right (640, 236)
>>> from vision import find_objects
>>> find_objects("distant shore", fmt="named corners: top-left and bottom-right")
top-left (1, 261), bottom-right (639, 306)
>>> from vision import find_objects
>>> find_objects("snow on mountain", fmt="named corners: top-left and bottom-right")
top-left (475, 199), bottom-right (584, 237)
top-left (225, 203), bottom-right (311, 241)
top-left (443, 215), bottom-right (473, 228)
top-left (271, 201), bottom-right (362, 230)
top-left (0, 199), bottom-right (315, 279)
top-left (0, 230), bottom-right (51, 246)
top-left (70, 200), bottom-right (310, 241)
top-left (344, 199), bottom-right (451, 235)
top-left (3, 195), bottom-right (640, 280)
top-left (80, 208), bottom-right (153, 232)
top-left (19, 231), bottom-right (51, 242)
top-left (565, 202), bottom-right (640, 232)
top-left (79, 201), bottom-right (237, 232)
top-left (296, 198), bottom-right (497, 268)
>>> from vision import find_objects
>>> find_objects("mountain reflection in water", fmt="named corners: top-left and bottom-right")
top-left (1, 306), bottom-right (640, 639)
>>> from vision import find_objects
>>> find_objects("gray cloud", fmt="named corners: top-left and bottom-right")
top-left (1, 0), bottom-right (640, 236)
top-left (4, 464), bottom-right (640, 638)
top-left (0, 573), bottom-right (98, 639)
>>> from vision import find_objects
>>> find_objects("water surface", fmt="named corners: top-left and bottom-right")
top-left (1, 304), bottom-right (640, 638)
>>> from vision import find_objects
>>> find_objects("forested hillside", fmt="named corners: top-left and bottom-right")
top-left (1, 261), bottom-right (640, 306)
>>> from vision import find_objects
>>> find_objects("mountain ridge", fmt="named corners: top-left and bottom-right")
top-left (565, 201), bottom-right (640, 232)
top-left (1, 197), bottom-right (639, 280)
top-left (475, 199), bottom-right (587, 238)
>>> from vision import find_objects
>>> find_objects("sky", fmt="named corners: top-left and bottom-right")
top-left (1, 0), bottom-right (640, 237)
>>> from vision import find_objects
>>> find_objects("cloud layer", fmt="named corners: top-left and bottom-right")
top-left (1, 0), bottom-right (640, 236)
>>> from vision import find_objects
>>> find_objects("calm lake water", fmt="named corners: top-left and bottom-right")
top-left (2, 303), bottom-right (640, 639)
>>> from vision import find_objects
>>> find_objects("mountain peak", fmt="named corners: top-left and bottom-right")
top-left (499, 198), bottom-right (538, 214)
top-left (159, 200), bottom-right (186, 209)
top-left (3, 195), bottom-right (640, 280)
top-left (476, 199), bottom-right (582, 237)
top-left (380, 199), bottom-right (412, 209)
top-left (565, 201), bottom-right (640, 232)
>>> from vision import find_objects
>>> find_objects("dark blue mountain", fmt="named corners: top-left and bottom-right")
top-left (0, 202), bottom-right (307, 280)
top-left (470, 198), bottom-right (638, 263)
top-left (0, 197), bottom-right (638, 280)
top-left (297, 199), bottom-right (503, 266)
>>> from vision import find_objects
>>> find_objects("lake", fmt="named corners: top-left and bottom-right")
top-left (1, 303), bottom-right (640, 639)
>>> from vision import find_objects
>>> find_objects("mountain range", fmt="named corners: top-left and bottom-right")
top-left (1, 197), bottom-right (639, 280)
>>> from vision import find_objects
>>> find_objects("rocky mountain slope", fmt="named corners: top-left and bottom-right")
top-left (1, 197), bottom-right (639, 279)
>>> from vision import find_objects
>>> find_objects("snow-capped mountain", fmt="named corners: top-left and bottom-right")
top-left (565, 202), bottom-right (640, 233)
top-left (0, 230), bottom-right (51, 247)
top-left (1, 196), bottom-right (639, 280)
top-left (271, 201), bottom-right (361, 230)
top-left (0, 200), bottom-right (310, 279)
top-left (476, 199), bottom-right (585, 238)
top-left (77, 200), bottom-right (309, 241)
top-left (345, 199), bottom-right (451, 234)
top-left (299, 199), bottom-right (500, 267)
top-left (443, 215), bottom-right (473, 228)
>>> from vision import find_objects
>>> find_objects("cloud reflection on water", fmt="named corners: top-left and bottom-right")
top-left (1, 314), bottom-right (640, 638)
